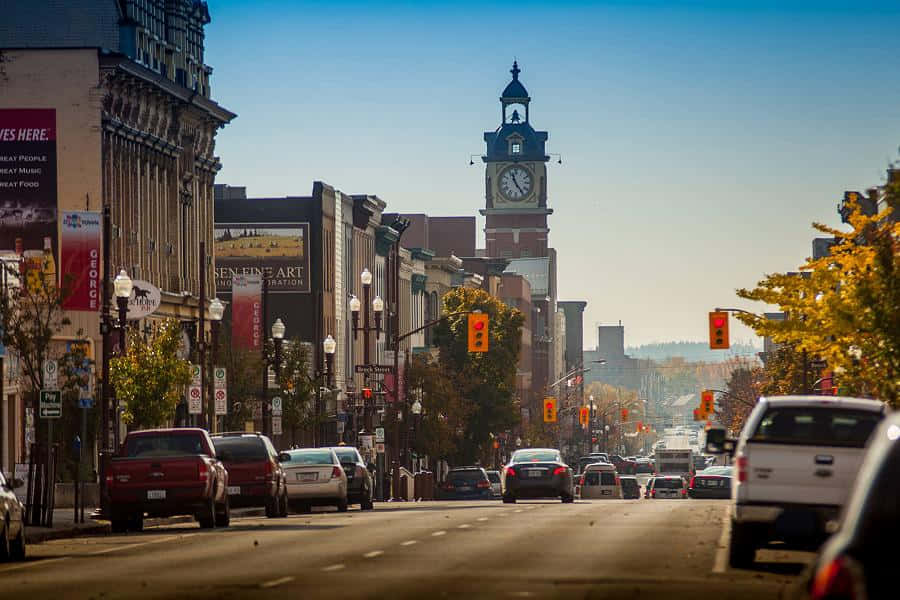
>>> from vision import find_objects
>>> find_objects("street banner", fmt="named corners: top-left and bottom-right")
top-left (214, 222), bottom-right (310, 293)
top-left (0, 109), bottom-right (58, 290)
top-left (231, 273), bottom-right (262, 349)
top-left (60, 211), bottom-right (101, 311)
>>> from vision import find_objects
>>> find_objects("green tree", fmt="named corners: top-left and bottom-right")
top-left (110, 319), bottom-right (192, 429)
top-left (273, 339), bottom-right (316, 446)
top-left (405, 354), bottom-right (471, 464)
top-left (220, 335), bottom-right (263, 433)
top-left (432, 287), bottom-right (524, 464)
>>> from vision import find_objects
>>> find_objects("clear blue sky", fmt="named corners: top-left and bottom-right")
top-left (206, 0), bottom-right (900, 350)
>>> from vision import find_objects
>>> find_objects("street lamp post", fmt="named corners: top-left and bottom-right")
top-left (350, 268), bottom-right (383, 471)
top-left (267, 318), bottom-right (286, 440)
top-left (112, 269), bottom-right (132, 446)
top-left (409, 398), bottom-right (422, 471)
top-left (209, 298), bottom-right (224, 432)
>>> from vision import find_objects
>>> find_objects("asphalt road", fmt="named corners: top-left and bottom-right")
top-left (0, 498), bottom-right (814, 600)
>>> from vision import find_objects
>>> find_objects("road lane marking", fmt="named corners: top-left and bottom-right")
top-left (458, 524), bottom-right (471, 529)
top-left (88, 534), bottom-right (193, 556)
top-left (514, 509), bottom-right (523, 513)
top-left (432, 530), bottom-right (447, 536)
top-left (0, 556), bottom-right (70, 573)
top-left (322, 564), bottom-right (345, 572)
top-left (260, 576), bottom-right (295, 588)
top-left (363, 550), bottom-right (384, 558)
top-left (400, 540), bottom-right (418, 546)
top-left (476, 517), bottom-right (489, 522)
top-left (712, 505), bottom-right (731, 574)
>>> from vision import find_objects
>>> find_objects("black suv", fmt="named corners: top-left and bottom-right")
top-left (211, 433), bottom-right (287, 518)
top-left (328, 446), bottom-right (375, 510)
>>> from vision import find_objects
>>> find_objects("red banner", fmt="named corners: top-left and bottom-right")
top-left (231, 274), bottom-right (262, 350)
top-left (60, 211), bottom-right (101, 310)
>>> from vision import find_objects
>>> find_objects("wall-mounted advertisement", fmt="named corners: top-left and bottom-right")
top-left (214, 222), bottom-right (310, 293)
top-left (60, 211), bottom-right (101, 311)
top-left (0, 109), bottom-right (58, 288)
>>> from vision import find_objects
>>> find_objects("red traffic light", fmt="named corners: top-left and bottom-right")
top-left (362, 388), bottom-right (373, 400)
top-left (713, 317), bottom-right (726, 328)
top-left (473, 321), bottom-right (485, 330)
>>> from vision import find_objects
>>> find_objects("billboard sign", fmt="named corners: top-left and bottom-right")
top-left (214, 222), bottom-right (310, 293)
top-left (231, 274), bottom-right (262, 350)
top-left (60, 211), bottom-right (101, 311)
top-left (0, 109), bottom-right (58, 289)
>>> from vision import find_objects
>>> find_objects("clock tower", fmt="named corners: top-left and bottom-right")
top-left (480, 61), bottom-right (552, 259)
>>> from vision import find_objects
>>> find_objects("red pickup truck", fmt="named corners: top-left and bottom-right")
top-left (107, 428), bottom-right (230, 532)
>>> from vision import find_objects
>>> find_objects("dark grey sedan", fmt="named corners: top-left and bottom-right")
top-left (501, 448), bottom-right (575, 504)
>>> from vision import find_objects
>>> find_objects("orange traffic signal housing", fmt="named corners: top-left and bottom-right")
top-left (621, 408), bottom-right (629, 421)
top-left (579, 406), bottom-right (590, 427)
top-left (543, 397), bottom-right (558, 423)
top-left (467, 313), bottom-right (489, 353)
top-left (709, 311), bottom-right (730, 350)
top-left (700, 390), bottom-right (715, 417)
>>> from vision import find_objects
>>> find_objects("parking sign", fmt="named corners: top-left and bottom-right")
top-left (214, 388), bottom-right (227, 415)
top-left (187, 385), bottom-right (202, 414)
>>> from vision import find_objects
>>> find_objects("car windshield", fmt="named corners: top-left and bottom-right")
top-left (448, 470), bottom-right (486, 484)
top-left (123, 434), bottom-right (206, 457)
top-left (284, 450), bottom-right (335, 465)
top-left (486, 472), bottom-right (501, 483)
top-left (751, 407), bottom-right (881, 447)
top-left (212, 437), bottom-right (268, 462)
top-left (332, 448), bottom-right (360, 464)
top-left (513, 450), bottom-right (560, 463)
top-left (654, 479), bottom-right (683, 489)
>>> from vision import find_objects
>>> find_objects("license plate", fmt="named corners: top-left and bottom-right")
top-left (528, 470), bottom-right (543, 478)
top-left (602, 489), bottom-right (611, 495)
top-left (298, 472), bottom-right (318, 482)
top-left (147, 490), bottom-right (166, 500)
top-left (457, 486), bottom-right (472, 492)
top-left (227, 486), bottom-right (240, 495)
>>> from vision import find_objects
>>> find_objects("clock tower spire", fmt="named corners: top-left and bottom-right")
top-left (480, 61), bottom-right (552, 259)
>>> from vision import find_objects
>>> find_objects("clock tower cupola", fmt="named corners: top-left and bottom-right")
top-left (481, 61), bottom-right (552, 259)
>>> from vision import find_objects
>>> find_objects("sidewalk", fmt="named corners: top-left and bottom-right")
top-left (24, 506), bottom-right (265, 544)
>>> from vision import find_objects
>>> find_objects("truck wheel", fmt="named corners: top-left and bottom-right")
top-left (337, 497), bottom-right (349, 513)
top-left (561, 493), bottom-right (575, 504)
top-left (198, 496), bottom-right (216, 529)
top-left (9, 524), bottom-right (25, 561)
top-left (129, 513), bottom-right (144, 532)
top-left (215, 494), bottom-right (231, 528)
top-left (111, 517), bottom-right (129, 534)
top-left (728, 520), bottom-right (756, 569)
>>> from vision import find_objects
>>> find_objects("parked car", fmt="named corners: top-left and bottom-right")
top-left (329, 446), bottom-right (375, 510)
top-left (501, 448), bottom-right (575, 504)
top-left (107, 428), bottom-right (230, 532)
top-left (726, 396), bottom-right (886, 568)
top-left (578, 463), bottom-right (622, 499)
top-left (440, 467), bottom-right (493, 500)
top-left (635, 458), bottom-right (654, 474)
top-left (280, 448), bottom-right (348, 513)
top-left (644, 477), bottom-right (656, 499)
top-left (648, 476), bottom-right (687, 499)
top-left (485, 470), bottom-right (502, 498)
top-left (0, 472), bottom-right (26, 561)
top-left (609, 454), bottom-right (636, 474)
top-left (620, 476), bottom-right (641, 499)
top-left (211, 432), bottom-right (287, 518)
top-left (808, 412), bottom-right (900, 600)
top-left (688, 468), bottom-right (732, 499)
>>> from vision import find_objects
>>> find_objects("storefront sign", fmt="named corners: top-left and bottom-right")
top-left (126, 279), bottom-right (161, 320)
top-left (214, 222), bottom-right (310, 293)
top-left (60, 211), bottom-right (101, 311)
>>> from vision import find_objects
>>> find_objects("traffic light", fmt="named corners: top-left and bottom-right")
top-left (543, 397), bottom-right (557, 423)
top-left (636, 420), bottom-right (643, 433)
top-left (620, 408), bottom-right (629, 421)
top-left (467, 313), bottom-right (489, 353)
top-left (700, 390), bottom-right (715, 417)
top-left (579, 406), bottom-right (590, 427)
top-left (708, 311), bottom-right (730, 350)
top-left (693, 408), bottom-right (702, 421)
top-left (362, 387), bottom-right (373, 401)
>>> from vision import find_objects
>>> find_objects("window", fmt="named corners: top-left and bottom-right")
top-left (512, 143), bottom-right (521, 154)
top-left (750, 407), bottom-right (881, 448)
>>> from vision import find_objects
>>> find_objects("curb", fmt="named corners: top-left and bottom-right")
top-left (24, 507), bottom-right (266, 544)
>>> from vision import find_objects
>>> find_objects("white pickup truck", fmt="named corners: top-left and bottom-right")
top-left (728, 396), bottom-right (886, 568)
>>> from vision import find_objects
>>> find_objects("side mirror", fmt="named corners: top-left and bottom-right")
top-left (278, 452), bottom-right (291, 463)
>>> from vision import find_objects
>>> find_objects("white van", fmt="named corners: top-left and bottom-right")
top-left (578, 463), bottom-right (622, 499)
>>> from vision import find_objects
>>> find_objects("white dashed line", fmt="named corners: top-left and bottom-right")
top-left (432, 530), bottom-right (447, 537)
top-left (322, 564), bottom-right (346, 572)
top-left (476, 517), bottom-right (489, 522)
top-left (363, 550), bottom-right (384, 558)
top-left (712, 505), bottom-right (731, 574)
top-left (514, 509), bottom-right (523, 513)
top-left (89, 534), bottom-right (191, 556)
top-left (400, 540), bottom-right (418, 546)
top-left (458, 524), bottom-right (471, 529)
top-left (260, 576), bottom-right (295, 588)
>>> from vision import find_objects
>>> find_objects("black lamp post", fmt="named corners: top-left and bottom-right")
top-left (209, 297), bottom-right (224, 431)
top-left (272, 318), bottom-right (286, 381)
top-left (112, 269), bottom-right (132, 447)
top-left (409, 398), bottom-right (422, 471)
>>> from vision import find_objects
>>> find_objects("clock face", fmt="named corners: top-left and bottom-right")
top-left (499, 166), bottom-right (533, 201)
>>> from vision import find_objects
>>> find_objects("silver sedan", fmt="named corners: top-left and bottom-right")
top-left (280, 448), bottom-right (348, 513)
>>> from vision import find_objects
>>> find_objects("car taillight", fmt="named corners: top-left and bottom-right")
top-left (552, 466), bottom-right (567, 476)
top-left (105, 473), bottom-right (114, 487)
top-left (810, 556), bottom-right (862, 600)
top-left (198, 464), bottom-right (209, 481)
top-left (578, 475), bottom-right (585, 486)
top-left (331, 466), bottom-right (342, 479)
top-left (477, 480), bottom-right (491, 489)
top-left (681, 488), bottom-right (687, 496)
top-left (505, 467), bottom-right (516, 477)
top-left (651, 489), bottom-right (656, 497)
top-left (737, 456), bottom-right (748, 483)
top-left (442, 481), bottom-right (454, 490)
top-left (689, 476), bottom-right (696, 489)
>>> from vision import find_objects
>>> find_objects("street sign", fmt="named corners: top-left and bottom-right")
top-left (359, 434), bottom-right (374, 450)
top-left (79, 386), bottom-right (94, 409)
top-left (190, 364), bottom-right (202, 387)
top-left (271, 416), bottom-right (282, 436)
top-left (42, 359), bottom-right (58, 389)
top-left (271, 396), bottom-right (283, 416)
top-left (375, 442), bottom-right (385, 454)
top-left (213, 367), bottom-right (227, 389)
top-left (214, 388), bottom-right (227, 415)
top-left (375, 427), bottom-right (385, 443)
top-left (354, 364), bottom-right (394, 375)
top-left (187, 385), bottom-right (202, 414)
top-left (39, 390), bottom-right (61, 418)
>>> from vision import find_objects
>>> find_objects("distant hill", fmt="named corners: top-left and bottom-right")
top-left (625, 341), bottom-right (760, 363)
